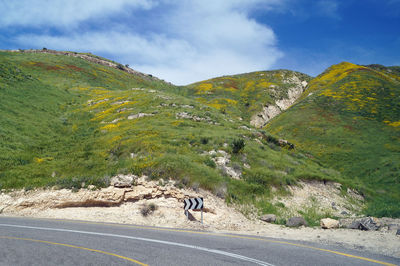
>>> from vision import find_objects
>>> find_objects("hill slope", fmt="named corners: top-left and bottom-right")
top-left (266, 62), bottom-right (400, 217)
top-left (0, 51), bottom-right (345, 222)
top-left (185, 70), bottom-right (311, 127)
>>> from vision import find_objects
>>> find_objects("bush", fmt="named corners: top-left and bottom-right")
top-left (232, 138), bottom-right (245, 154)
top-left (200, 137), bottom-right (209, 145)
top-left (141, 203), bottom-right (158, 216)
top-left (204, 157), bottom-right (216, 168)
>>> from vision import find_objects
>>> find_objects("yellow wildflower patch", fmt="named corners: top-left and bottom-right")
top-left (257, 81), bottom-right (273, 88)
top-left (100, 123), bottom-right (120, 131)
top-left (386, 121), bottom-right (400, 127)
top-left (196, 83), bottom-right (213, 94)
top-left (109, 135), bottom-right (122, 143)
top-left (35, 158), bottom-right (44, 163)
top-left (172, 120), bottom-right (184, 126)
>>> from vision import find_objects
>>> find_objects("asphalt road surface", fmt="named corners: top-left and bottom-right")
top-left (0, 216), bottom-right (398, 265)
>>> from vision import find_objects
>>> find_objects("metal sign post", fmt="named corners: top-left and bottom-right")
top-left (184, 197), bottom-right (204, 224)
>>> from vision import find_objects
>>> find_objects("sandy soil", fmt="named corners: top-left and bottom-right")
top-left (1, 179), bottom-right (399, 259)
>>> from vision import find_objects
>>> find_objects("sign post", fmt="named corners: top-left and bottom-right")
top-left (184, 197), bottom-right (204, 224)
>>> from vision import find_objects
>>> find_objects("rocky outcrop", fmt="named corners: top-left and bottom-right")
top-left (209, 150), bottom-right (241, 179)
top-left (250, 74), bottom-right (308, 128)
top-left (320, 218), bottom-right (339, 229)
top-left (0, 176), bottom-right (199, 211)
top-left (128, 113), bottom-right (154, 120)
top-left (250, 105), bottom-right (281, 128)
top-left (110, 174), bottom-right (135, 188)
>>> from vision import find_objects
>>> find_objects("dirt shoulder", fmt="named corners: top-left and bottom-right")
top-left (1, 178), bottom-right (399, 259)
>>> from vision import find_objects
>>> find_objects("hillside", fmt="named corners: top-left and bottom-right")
top-left (266, 62), bottom-right (400, 217)
top-left (0, 50), bottom-right (348, 223)
top-left (185, 70), bottom-right (311, 127)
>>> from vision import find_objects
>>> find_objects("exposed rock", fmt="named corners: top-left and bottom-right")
top-left (320, 218), bottom-right (339, 229)
top-left (176, 112), bottom-right (212, 122)
top-left (128, 113), bottom-right (154, 120)
top-left (276, 86), bottom-right (304, 110)
top-left (348, 220), bottom-right (362, 229)
top-left (286, 217), bottom-right (308, 227)
top-left (250, 105), bottom-right (281, 128)
top-left (212, 150), bottom-right (241, 179)
top-left (111, 100), bottom-right (130, 105)
top-left (110, 174), bottom-right (136, 188)
top-left (359, 217), bottom-right (381, 231)
top-left (397, 229), bottom-right (400, 236)
top-left (260, 214), bottom-right (276, 223)
top-left (250, 74), bottom-right (308, 128)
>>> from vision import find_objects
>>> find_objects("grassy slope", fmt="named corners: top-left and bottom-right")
top-left (183, 70), bottom-right (311, 122)
top-left (0, 51), bottom-right (341, 220)
top-left (266, 62), bottom-right (400, 217)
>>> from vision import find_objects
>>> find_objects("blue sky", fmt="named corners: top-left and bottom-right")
top-left (0, 0), bottom-right (399, 85)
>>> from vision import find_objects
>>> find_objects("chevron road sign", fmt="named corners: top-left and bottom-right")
top-left (184, 197), bottom-right (203, 210)
top-left (184, 197), bottom-right (204, 224)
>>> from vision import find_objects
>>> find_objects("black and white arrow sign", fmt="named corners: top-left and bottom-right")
top-left (184, 197), bottom-right (203, 210)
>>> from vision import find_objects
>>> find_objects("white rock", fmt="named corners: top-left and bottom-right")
top-left (110, 174), bottom-right (136, 188)
top-left (321, 218), bottom-right (340, 229)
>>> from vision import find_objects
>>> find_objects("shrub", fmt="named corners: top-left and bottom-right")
top-left (200, 137), bottom-right (209, 145)
top-left (204, 157), bottom-right (216, 168)
top-left (232, 138), bottom-right (245, 154)
top-left (141, 203), bottom-right (157, 216)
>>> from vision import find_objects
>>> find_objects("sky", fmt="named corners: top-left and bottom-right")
top-left (0, 0), bottom-right (399, 85)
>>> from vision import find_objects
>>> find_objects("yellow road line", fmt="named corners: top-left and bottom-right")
top-left (5, 216), bottom-right (398, 266)
top-left (0, 236), bottom-right (147, 266)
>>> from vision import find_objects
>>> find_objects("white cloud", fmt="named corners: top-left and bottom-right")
top-left (9, 0), bottom-right (284, 85)
top-left (0, 0), bottom-right (154, 28)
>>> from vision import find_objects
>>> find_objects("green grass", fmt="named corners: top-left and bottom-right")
top-left (266, 62), bottom-right (400, 217)
top-left (183, 70), bottom-right (311, 122)
top-left (1, 51), bottom-right (398, 219)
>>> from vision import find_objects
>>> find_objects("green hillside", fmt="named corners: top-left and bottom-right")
top-left (0, 51), bottom-right (343, 221)
top-left (184, 70), bottom-right (311, 123)
top-left (266, 62), bottom-right (400, 217)
top-left (1, 51), bottom-right (399, 219)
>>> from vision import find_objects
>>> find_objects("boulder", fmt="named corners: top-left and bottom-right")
top-left (110, 174), bottom-right (135, 188)
top-left (348, 220), bottom-right (361, 229)
top-left (396, 229), bottom-right (400, 236)
top-left (359, 217), bottom-right (381, 231)
top-left (286, 217), bottom-right (308, 227)
top-left (320, 218), bottom-right (339, 229)
top-left (260, 214), bottom-right (276, 223)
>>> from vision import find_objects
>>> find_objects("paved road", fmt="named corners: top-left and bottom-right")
top-left (0, 216), bottom-right (398, 265)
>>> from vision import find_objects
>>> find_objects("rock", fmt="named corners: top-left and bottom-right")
top-left (286, 217), bottom-right (308, 227)
top-left (250, 105), bottom-right (281, 128)
top-left (110, 174), bottom-right (135, 188)
top-left (340, 211), bottom-right (349, 216)
top-left (348, 220), bottom-right (361, 229)
top-left (128, 113), bottom-right (153, 120)
top-left (397, 229), bottom-right (400, 236)
top-left (320, 218), bottom-right (339, 229)
top-left (260, 214), bottom-right (276, 223)
top-left (359, 217), bottom-right (381, 231)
